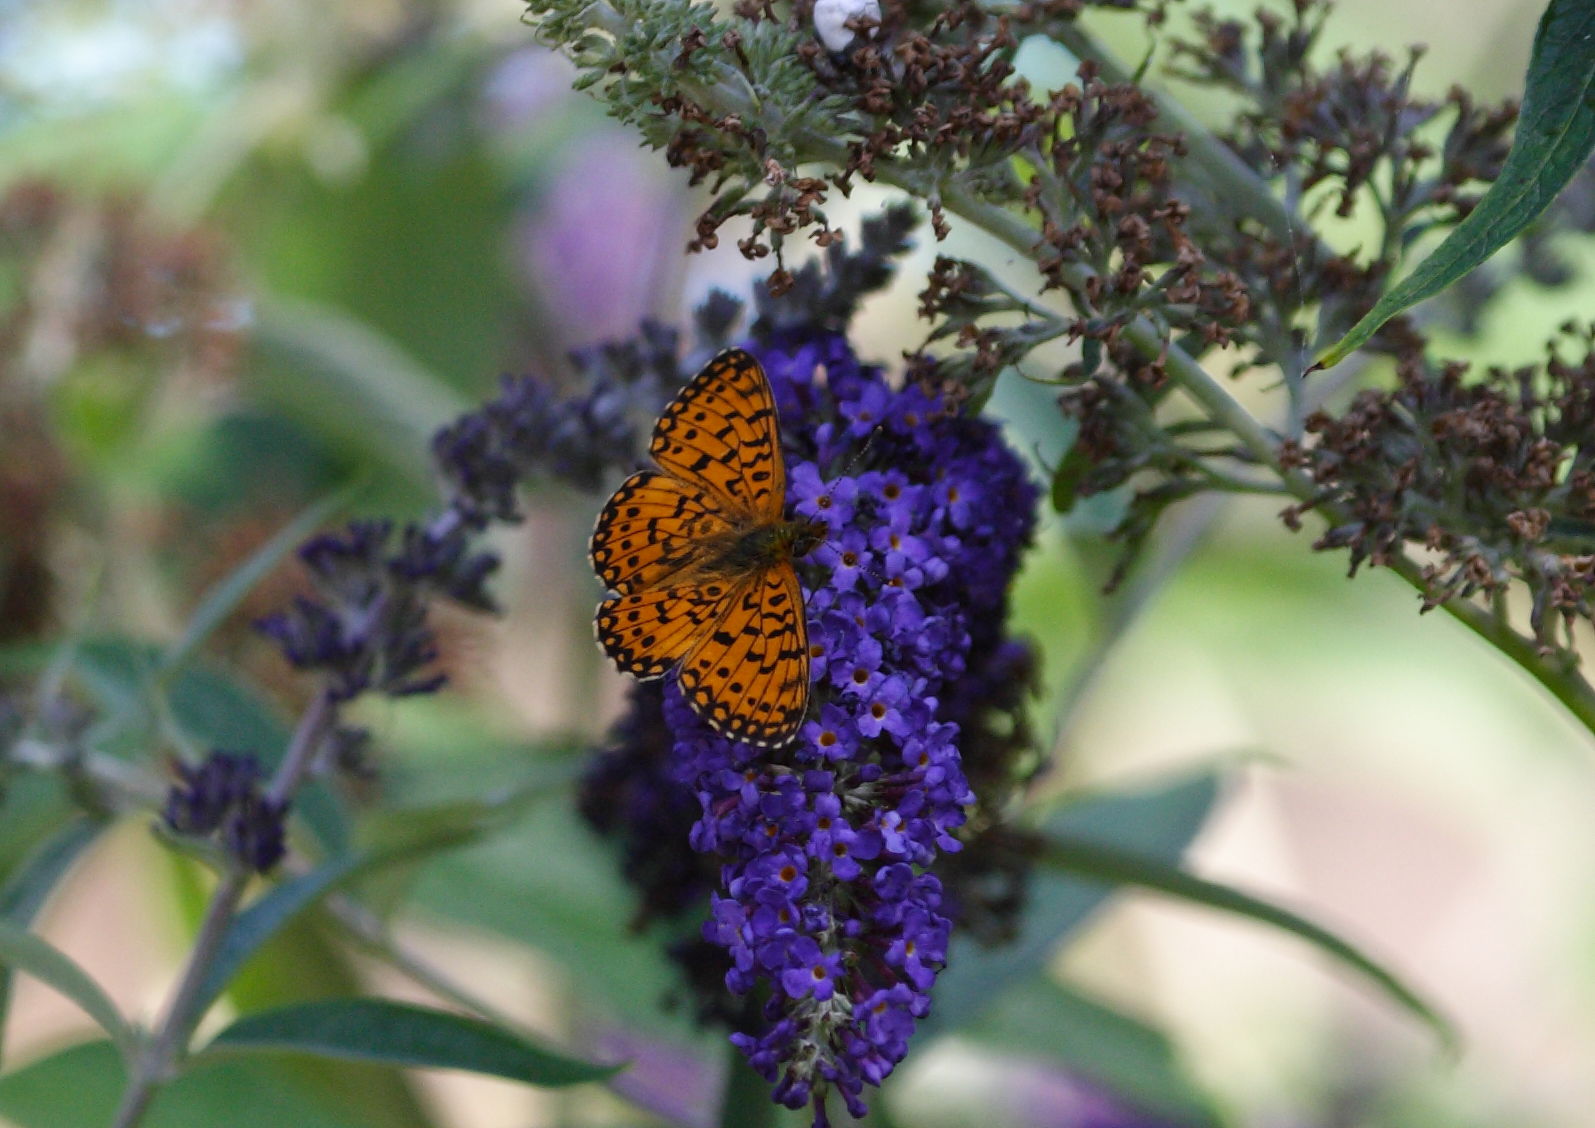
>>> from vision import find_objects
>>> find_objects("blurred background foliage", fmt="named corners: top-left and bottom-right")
top-left (4, 0), bottom-right (1595, 1126)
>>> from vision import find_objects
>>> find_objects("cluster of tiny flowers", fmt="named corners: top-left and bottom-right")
top-left (236, 328), bottom-right (696, 863)
top-left (257, 325), bottom-right (697, 701)
top-left (666, 330), bottom-right (1037, 1125)
top-left (162, 751), bottom-right (286, 873)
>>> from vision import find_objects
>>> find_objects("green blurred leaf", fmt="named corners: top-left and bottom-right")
top-left (409, 797), bottom-right (713, 1044)
top-left (247, 299), bottom-right (468, 488)
top-left (720, 1042), bottom-right (779, 1128)
top-left (204, 998), bottom-right (619, 1087)
top-left (0, 1039), bottom-right (372, 1128)
top-left (0, 921), bottom-right (133, 1057)
top-left (73, 638), bottom-right (287, 756)
top-left (1049, 445), bottom-right (1090, 514)
top-left (0, 818), bottom-right (101, 923)
top-left (190, 795), bottom-right (518, 1019)
top-left (160, 487), bottom-right (355, 677)
top-left (924, 771), bottom-right (1223, 1034)
top-left (160, 856), bottom-right (431, 1128)
top-left (0, 818), bottom-right (105, 1058)
top-left (236, 93), bottom-right (516, 391)
top-left (1315, 0), bottom-right (1595, 368)
top-left (1039, 835), bottom-right (1456, 1052)
top-left (965, 978), bottom-right (1219, 1127)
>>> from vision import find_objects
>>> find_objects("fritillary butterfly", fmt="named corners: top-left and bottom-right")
top-left (591, 349), bottom-right (822, 747)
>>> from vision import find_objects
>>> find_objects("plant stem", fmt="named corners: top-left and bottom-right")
top-left (110, 688), bottom-right (336, 1128)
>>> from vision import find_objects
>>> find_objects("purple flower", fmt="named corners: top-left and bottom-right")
top-left (163, 751), bottom-right (286, 873)
top-left (655, 330), bottom-right (1038, 1125)
top-left (516, 138), bottom-right (681, 344)
top-left (575, 207), bottom-right (1039, 1127)
top-left (261, 321), bottom-right (693, 708)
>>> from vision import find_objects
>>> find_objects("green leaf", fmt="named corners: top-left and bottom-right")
top-left (73, 638), bottom-right (288, 757)
top-left (0, 817), bottom-right (102, 923)
top-left (203, 998), bottom-right (619, 1087)
top-left (1039, 835), bottom-right (1456, 1052)
top-left (719, 1041), bottom-right (779, 1128)
top-left (0, 1039), bottom-right (372, 1128)
top-left (160, 487), bottom-right (354, 677)
top-left (0, 920), bottom-right (134, 1056)
top-left (409, 797), bottom-right (718, 1046)
top-left (966, 978), bottom-right (1219, 1127)
top-left (1315, 0), bottom-right (1595, 368)
top-left (924, 771), bottom-right (1223, 1033)
top-left (0, 818), bottom-right (105, 1058)
top-left (248, 298), bottom-right (469, 488)
top-left (191, 854), bottom-right (367, 1019)
top-left (191, 796), bottom-right (516, 1019)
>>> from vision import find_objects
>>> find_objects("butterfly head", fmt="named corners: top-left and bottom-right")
top-left (786, 517), bottom-right (827, 560)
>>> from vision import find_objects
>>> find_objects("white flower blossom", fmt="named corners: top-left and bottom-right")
top-left (813, 0), bottom-right (880, 53)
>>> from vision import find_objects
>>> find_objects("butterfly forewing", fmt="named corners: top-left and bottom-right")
top-left (650, 350), bottom-right (786, 523)
top-left (677, 562), bottom-right (809, 746)
top-left (590, 470), bottom-right (734, 594)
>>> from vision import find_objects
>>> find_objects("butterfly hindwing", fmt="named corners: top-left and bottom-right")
top-left (651, 350), bottom-right (786, 523)
top-left (590, 470), bottom-right (733, 594)
top-left (677, 562), bottom-right (810, 746)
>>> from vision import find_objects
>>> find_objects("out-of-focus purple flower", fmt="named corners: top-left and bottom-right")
top-left (163, 751), bottom-right (286, 873)
top-left (262, 310), bottom-right (691, 724)
top-left (592, 1024), bottom-right (718, 1128)
top-left (480, 48), bottom-right (578, 134)
top-left (255, 519), bottom-right (456, 702)
top-left (518, 137), bottom-right (683, 344)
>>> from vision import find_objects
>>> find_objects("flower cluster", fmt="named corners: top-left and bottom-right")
top-left (258, 323), bottom-right (706, 702)
top-left (1169, 0), bottom-right (1516, 366)
top-left (589, 324), bottom-right (1037, 1125)
top-left (162, 751), bottom-right (286, 873)
top-left (1281, 327), bottom-right (1595, 654)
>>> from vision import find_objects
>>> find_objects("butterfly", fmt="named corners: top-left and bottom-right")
top-left (591, 349), bottom-right (823, 747)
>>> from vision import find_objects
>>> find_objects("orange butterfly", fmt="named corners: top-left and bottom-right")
top-left (591, 349), bottom-right (821, 747)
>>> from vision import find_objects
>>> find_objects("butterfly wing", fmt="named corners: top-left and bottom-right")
top-left (595, 580), bottom-right (739, 680)
top-left (591, 470), bottom-right (734, 595)
top-left (650, 349), bottom-right (786, 524)
top-left (677, 561), bottom-right (810, 746)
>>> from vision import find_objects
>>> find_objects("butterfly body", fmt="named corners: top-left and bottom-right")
top-left (591, 350), bottom-right (818, 747)
top-left (693, 519), bottom-right (822, 580)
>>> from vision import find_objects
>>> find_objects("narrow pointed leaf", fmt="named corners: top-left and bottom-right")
top-left (924, 771), bottom-right (1222, 1033)
top-left (0, 921), bottom-right (133, 1056)
top-left (0, 819), bottom-right (105, 1058)
top-left (204, 998), bottom-right (619, 1086)
top-left (191, 799), bottom-right (510, 1018)
top-left (967, 978), bottom-right (1219, 1126)
top-left (0, 818), bottom-right (103, 923)
top-left (1040, 835), bottom-right (1456, 1053)
top-left (1316, 0), bottom-right (1595, 369)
